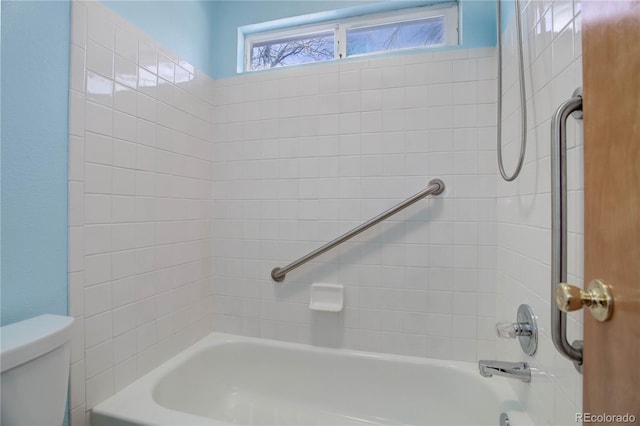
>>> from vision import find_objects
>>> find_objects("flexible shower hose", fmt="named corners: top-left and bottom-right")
top-left (496, 0), bottom-right (528, 182)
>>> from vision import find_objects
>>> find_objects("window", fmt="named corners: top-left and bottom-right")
top-left (249, 29), bottom-right (336, 71)
top-left (346, 16), bottom-right (446, 57)
top-left (243, 3), bottom-right (458, 72)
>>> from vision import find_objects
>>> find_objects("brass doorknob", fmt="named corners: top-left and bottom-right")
top-left (555, 279), bottom-right (613, 322)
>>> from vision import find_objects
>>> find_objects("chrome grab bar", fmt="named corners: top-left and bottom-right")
top-left (551, 87), bottom-right (583, 372)
top-left (271, 179), bottom-right (445, 282)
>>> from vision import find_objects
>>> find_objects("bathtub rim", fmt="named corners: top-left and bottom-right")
top-left (91, 332), bottom-right (531, 426)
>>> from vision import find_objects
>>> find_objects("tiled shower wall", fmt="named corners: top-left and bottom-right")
top-left (211, 49), bottom-right (500, 361)
top-left (67, 2), bottom-right (215, 424)
top-left (496, 1), bottom-right (584, 425)
top-left (68, 1), bottom-right (586, 424)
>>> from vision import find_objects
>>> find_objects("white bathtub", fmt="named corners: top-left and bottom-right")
top-left (92, 333), bottom-right (532, 426)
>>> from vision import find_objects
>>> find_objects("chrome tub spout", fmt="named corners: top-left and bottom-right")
top-left (478, 360), bottom-right (531, 383)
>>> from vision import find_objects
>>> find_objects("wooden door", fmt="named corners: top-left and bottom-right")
top-left (582, 0), bottom-right (640, 421)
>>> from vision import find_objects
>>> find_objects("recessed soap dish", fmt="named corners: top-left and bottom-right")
top-left (309, 283), bottom-right (344, 312)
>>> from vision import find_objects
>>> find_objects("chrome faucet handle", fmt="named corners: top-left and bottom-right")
top-left (496, 321), bottom-right (532, 338)
top-left (495, 304), bottom-right (538, 356)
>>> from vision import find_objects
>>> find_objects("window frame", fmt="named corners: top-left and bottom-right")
top-left (243, 3), bottom-right (459, 73)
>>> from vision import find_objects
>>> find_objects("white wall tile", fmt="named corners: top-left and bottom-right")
top-left (85, 163), bottom-right (112, 194)
top-left (69, 91), bottom-right (86, 137)
top-left (139, 41), bottom-right (158, 75)
top-left (211, 47), bottom-right (497, 361)
top-left (113, 330), bottom-right (137, 363)
top-left (71, 1), bottom-right (87, 49)
top-left (70, 405), bottom-right (86, 426)
top-left (70, 319), bottom-right (85, 364)
top-left (68, 1), bottom-right (214, 418)
top-left (69, 136), bottom-right (85, 181)
top-left (84, 311), bottom-right (112, 348)
top-left (113, 356), bottom-right (137, 393)
top-left (114, 84), bottom-right (138, 115)
top-left (86, 101), bottom-right (113, 136)
top-left (84, 282), bottom-right (112, 317)
top-left (86, 71), bottom-right (114, 107)
top-left (86, 40), bottom-right (113, 79)
top-left (115, 27), bottom-right (138, 63)
top-left (115, 55), bottom-right (138, 90)
top-left (87, 6), bottom-right (115, 50)
top-left (84, 253), bottom-right (111, 286)
top-left (85, 132), bottom-right (113, 166)
top-left (85, 368), bottom-right (113, 409)
top-left (70, 45), bottom-right (86, 93)
top-left (85, 340), bottom-right (114, 378)
top-left (69, 360), bottom-right (85, 409)
top-left (69, 272), bottom-right (85, 317)
top-left (69, 182), bottom-right (85, 228)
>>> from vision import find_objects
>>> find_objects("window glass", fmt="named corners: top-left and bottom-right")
top-left (346, 16), bottom-right (445, 57)
top-left (250, 31), bottom-right (335, 71)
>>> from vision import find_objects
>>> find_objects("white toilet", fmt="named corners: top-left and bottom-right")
top-left (1, 314), bottom-right (74, 426)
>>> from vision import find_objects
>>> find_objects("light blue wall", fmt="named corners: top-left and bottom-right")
top-left (1, 1), bottom-right (71, 326)
top-left (459, 0), bottom-right (497, 46)
top-left (211, 0), bottom-right (497, 79)
top-left (101, 0), bottom-right (217, 78)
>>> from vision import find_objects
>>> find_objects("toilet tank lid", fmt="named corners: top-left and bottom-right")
top-left (1, 315), bottom-right (74, 373)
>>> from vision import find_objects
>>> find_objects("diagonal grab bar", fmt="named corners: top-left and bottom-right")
top-left (271, 179), bottom-right (445, 282)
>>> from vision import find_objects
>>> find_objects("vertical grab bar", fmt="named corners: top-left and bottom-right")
top-left (551, 87), bottom-right (584, 372)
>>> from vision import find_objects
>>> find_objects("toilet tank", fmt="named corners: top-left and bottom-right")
top-left (1, 314), bottom-right (74, 426)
